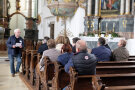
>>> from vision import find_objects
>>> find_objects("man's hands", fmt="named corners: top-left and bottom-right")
top-left (12, 45), bottom-right (16, 48)
top-left (12, 45), bottom-right (22, 48)
top-left (19, 45), bottom-right (22, 48)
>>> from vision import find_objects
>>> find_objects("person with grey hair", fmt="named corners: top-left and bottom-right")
top-left (6, 29), bottom-right (24, 77)
top-left (112, 39), bottom-right (129, 61)
top-left (64, 40), bottom-right (97, 75)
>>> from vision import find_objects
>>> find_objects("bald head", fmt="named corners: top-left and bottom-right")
top-left (76, 40), bottom-right (87, 51)
top-left (14, 29), bottom-right (21, 38)
top-left (118, 39), bottom-right (127, 47)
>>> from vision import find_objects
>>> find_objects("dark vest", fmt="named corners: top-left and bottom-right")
top-left (72, 50), bottom-right (97, 75)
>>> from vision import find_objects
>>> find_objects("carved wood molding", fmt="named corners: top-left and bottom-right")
top-left (9, 11), bottom-right (26, 18)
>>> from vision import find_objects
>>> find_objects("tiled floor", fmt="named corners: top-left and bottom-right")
top-left (0, 58), bottom-right (28, 90)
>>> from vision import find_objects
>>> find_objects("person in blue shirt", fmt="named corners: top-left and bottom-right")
top-left (38, 36), bottom-right (50, 55)
top-left (6, 29), bottom-right (24, 77)
top-left (57, 44), bottom-right (73, 66)
top-left (91, 37), bottom-right (111, 62)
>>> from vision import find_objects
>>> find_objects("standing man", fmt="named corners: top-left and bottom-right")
top-left (6, 29), bottom-right (24, 77)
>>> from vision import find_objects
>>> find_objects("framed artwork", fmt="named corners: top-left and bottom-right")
top-left (99, 0), bottom-right (121, 16)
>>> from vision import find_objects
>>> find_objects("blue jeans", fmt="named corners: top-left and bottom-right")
top-left (8, 54), bottom-right (22, 74)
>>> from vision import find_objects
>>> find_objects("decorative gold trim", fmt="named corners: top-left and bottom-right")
top-left (125, 12), bottom-right (130, 15)
top-left (100, 14), bottom-right (118, 18)
top-left (87, 14), bottom-right (92, 16)
top-left (120, 13), bottom-right (124, 15)
top-left (37, 15), bottom-right (41, 24)
top-left (94, 14), bottom-right (99, 16)
top-left (99, 0), bottom-right (101, 16)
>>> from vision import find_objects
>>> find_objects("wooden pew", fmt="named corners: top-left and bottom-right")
top-left (52, 62), bottom-right (135, 90)
top-left (35, 56), bottom-right (55, 90)
top-left (25, 49), bottom-right (31, 80)
top-left (35, 54), bottom-right (41, 90)
top-left (25, 50), bottom-right (37, 80)
top-left (94, 73), bottom-right (135, 90)
top-left (66, 67), bottom-right (95, 90)
top-left (22, 50), bottom-right (26, 75)
top-left (36, 41), bottom-right (42, 50)
top-left (52, 61), bottom-right (70, 90)
top-left (96, 65), bottom-right (135, 74)
top-left (97, 61), bottom-right (135, 66)
top-left (29, 50), bottom-right (38, 85)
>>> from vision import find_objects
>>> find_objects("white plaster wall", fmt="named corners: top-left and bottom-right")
top-left (126, 39), bottom-right (135, 55)
top-left (69, 7), bottom-right (85, 37)
top-left (38, 0), bottom-right (53, 39)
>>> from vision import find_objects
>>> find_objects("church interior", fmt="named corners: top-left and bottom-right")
top-left (1, 0), bottom-right (135, 90)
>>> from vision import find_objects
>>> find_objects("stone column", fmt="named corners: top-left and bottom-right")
top-left (95, 0), bottom-right (99, 16)
top-left (125, 0), bottom-right (130, 14)
top-left (3, 0), bottom-right (5, 17)
top-left (87, 0), bottom-right (92, 16)
top-left (28, 0), bottom-right (32, 17)
top-left (131, 0), bottom-right (134, 15)
top-left (120, 0), bottom-right (125, 15)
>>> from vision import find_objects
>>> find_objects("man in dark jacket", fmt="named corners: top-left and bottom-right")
top-left (91, 37), bottom-right (111, 62)
top-left (65, 40), bottom-right (97, 75)
top-left (6, 29), bottom-right (24, 77)
top-left (38, 36), bottom-right (49, 55)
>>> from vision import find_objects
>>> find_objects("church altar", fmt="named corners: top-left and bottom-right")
top-left (80, 36), bottom-right (125, 51)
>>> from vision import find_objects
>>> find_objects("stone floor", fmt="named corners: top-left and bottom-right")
top-left (0, 58), bottom-right (28, 90)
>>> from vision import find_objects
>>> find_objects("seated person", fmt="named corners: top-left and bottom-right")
top-left (72, 37), bottom-right (80, 53)
top-left (55, 36), bottom-right (65, 51)
top-left (91, 37), bottom-right (111, 62)
top-left (64, 37), bottom-right (72, 48)
top-left (39, 39), bottom-right (61, 71)
top-left (64, 40), bottom-right (97, 75)
top-left (57, 44), bottom-right (73, 66)
top-left (112, 39), bottom-right (129, 61)
top-left (38, 36), bottom-right (50, 55)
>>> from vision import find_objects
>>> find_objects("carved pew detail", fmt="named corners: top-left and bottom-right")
top-left (30, 50), bottom-right (38, 85)
top-left (67, 67), bottom-right (95, 90)
top-left (52, 61), bottom-right (70, 90)
top-left (95, 73), bottom-right (135, 90)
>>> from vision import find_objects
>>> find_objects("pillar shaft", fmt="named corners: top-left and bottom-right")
top-left (120, 0), bottom-right (125, 15)
top-left (95, 0), bottom-right (99, 16)
top-left (125, 0), bottom-right (130, 14)
top-left (87, 0), bottom-right (92, 16)
top-left (28, 0), bottom-right (32, 17)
